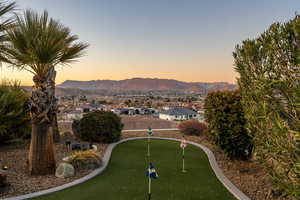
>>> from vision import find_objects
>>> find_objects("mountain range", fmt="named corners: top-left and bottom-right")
top-left (57, 78), bottom-right (237, 94)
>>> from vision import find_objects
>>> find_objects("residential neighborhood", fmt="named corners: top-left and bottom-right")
top-left (57, 94), bottom-right (205, 122)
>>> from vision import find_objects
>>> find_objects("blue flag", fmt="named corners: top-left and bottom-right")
top-left (146, 163), bottom-right (158, 179)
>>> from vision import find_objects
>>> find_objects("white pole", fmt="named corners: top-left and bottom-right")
top-left (147, 134), bottom-right (150, 158)
top-left (148, 174), bottom-right (151, 200)
top-left (182, 147), bottom-right (186, 172)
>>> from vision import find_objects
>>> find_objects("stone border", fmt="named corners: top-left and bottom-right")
top-left (1, 137), bottom-right (251, 200)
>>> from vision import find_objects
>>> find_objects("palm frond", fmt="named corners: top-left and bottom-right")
top-left (0, 1), bottom-right (16, 63)
top-left (4, 9), bottom-right (89, 77)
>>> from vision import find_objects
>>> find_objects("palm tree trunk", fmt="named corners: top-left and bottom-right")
top-left (52, 113), bottom-right (60, 143)
top-left (28, 66), bottom-right (57, 175)
top-left (50, 72), bottom-right (60, 143)
top-left (28, 120), bottom-right (56, 175)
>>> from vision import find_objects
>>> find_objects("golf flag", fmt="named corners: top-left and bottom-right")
top-left (146, 163), bottom-right (158, 179)
top-left (180, 137), bottom-right (187, 149)
top-left (148, 128), bottom-right (153, 136)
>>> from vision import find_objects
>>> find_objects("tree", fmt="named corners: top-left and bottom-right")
top-left (204, 90), bottom-right (253, 160)
top-left (233, 15), bottom-right (300, 199)
top-left (75, 111), bottom-right (123, 143)
top-left (4, 10), bottom-right (88, 175)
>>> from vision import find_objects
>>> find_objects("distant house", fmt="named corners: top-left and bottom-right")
top-left (111, 108), bottom-right (136, 115)
top-left (76, 104), bottom-right (106, 113)
top-left (159, 107), bottom-right (198, 121)
top-left (89, 104), bottom-right (106, 111)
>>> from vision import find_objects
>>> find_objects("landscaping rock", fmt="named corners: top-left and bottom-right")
top-left (55, 163), bottom-right (75, 178)
top-left (91, 144), bottom-right (98, 151)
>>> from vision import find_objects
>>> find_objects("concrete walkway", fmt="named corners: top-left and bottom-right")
top-left (2, 137), bottom-right (251, 200)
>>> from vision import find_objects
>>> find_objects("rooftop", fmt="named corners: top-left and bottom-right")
top-left (160, 107), bottom-right (197, 116)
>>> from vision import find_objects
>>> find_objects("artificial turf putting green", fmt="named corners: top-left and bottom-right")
top-left (32, 139), bottom-right (237, 200)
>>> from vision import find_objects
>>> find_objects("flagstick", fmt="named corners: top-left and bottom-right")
top-left (147, 134), bottom-right (150, 158)
top-left (183, 147), bottom-right (185, 172)
top-left (148, 174), bottom-right (151, 200)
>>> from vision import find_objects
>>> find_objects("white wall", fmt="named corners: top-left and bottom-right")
top-left (159, 113), bottom-right (198, 121)
top-left (159, 113), bottom-right (175, 121)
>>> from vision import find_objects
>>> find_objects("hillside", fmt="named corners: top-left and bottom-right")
top-left (58, 78), bottom-right (236, 93)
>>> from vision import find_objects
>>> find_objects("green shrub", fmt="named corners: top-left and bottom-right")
top-left (233, 15), bottom-right (300, 199)
top-left (178, 120), bottom-right (207, 136)
top-left (0, 81), bottom-right (31, 145)
top-left (74, 111), bottom-right (123, 143)
top-left (72, 120), bottom-right (80, 138)
top-left (204, 90), bottom-right (253, 160)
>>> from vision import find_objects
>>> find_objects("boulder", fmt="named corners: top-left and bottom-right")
top-left (91, 144), bottom-right (97, 151)
top-left (55, 163), bottom-right (75, 178)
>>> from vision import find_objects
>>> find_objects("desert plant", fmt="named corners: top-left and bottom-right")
top-left (3, 10), bottom-right (88, 175)
top-left (75, 111), bottom-right (123, 143)
top-left (0, 1), bottom-right (16, 62)
top-left (233, 15), bottom-right (300, 199)
top-left (0, 80), bottom-right (31, 145)
top-left (67, 150), bottom-right (102, 170)
top-left (204, 90), bottom-right (253, 160)
top-left (178, 120), bottom-right (207, 136)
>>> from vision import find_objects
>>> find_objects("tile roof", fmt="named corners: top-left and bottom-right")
top-left (160, 107), bottom-right (197, 116)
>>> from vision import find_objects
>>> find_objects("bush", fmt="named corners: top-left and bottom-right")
top-left (72, 120), bottom-right (80, 138)
top-left (67, 150), bottom-right (102, 170)
top-left (74, 111), bottom-right (123, 143)
top-left (204, 90), bottom-right (253, 160)
top-left (178, 120), bottom-right (207, 136)
top-left (0, 82), bottom-right (31, 145)
top-left (233, 15), bottom-right (300, 199)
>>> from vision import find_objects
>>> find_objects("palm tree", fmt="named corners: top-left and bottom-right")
top-left (4, 10), bottom-right (88, 175)
top-left (0, 1), bottom-right (16, 62)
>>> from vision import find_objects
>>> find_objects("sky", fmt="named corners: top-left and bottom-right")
top-left (1, 0), bottom-right (300, 85)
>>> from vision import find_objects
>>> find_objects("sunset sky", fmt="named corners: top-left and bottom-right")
top-left (1, 0), bottom-right (300, 85)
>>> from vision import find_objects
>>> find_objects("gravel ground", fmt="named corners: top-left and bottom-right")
top-left (0, 136), bottom-right (108, 199)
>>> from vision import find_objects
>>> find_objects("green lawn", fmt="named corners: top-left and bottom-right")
top-left (32, 139), bottom-right (236, 200)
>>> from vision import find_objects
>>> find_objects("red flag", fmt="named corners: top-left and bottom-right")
top-left (180, 137), bottom-right (187, 149)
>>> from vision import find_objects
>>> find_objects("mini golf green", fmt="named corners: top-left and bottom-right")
top-left (32, 139), bottom-right (236, 200)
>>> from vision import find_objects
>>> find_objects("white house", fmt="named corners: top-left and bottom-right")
top-left (159, 107), bottom-right (198, 121)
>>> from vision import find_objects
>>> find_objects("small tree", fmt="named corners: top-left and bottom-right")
top-left (75, 111), bottom-right (123, 143)
top-left (178, 120), bottom-right (207, 136)
top-left (204, 90), bottom-right (253, 160)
